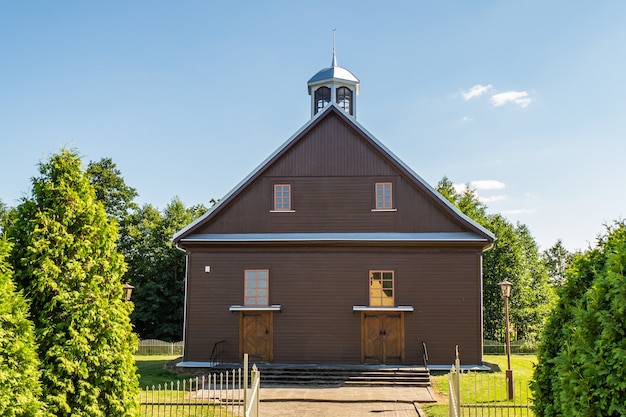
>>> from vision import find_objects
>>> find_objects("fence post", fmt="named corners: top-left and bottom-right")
top-left (448, 346), bottom-right (461, 417)
top-left (252, 364), bottom-right (260, 417)
top-left (243, 353), bottom-right (249, 407)
top-left (449, 365), bottom-right (459, 417)
top-left (454, 346), bottom-right (460, 410)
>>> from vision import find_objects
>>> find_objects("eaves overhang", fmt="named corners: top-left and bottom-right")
top-left (178, 232), bottom-right (491, 249)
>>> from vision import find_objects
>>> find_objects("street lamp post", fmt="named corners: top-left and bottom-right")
top-left (499, 280), bottom-right (514, 400)
top-left (122, 283), bottom-right (135, 302)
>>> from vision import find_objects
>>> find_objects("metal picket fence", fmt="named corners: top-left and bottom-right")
top-left (449, 350), bottom-right (533, 416)
top-left (140, 354), bottom-right (260, 417)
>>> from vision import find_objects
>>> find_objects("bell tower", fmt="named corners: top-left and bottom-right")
top-left (307, 35), bottom-right (360, 119)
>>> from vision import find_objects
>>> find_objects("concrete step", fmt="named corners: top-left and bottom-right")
top-left (249, 365), bottom-right (431, 387)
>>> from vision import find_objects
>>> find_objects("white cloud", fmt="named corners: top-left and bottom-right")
top-left (461, 116), bottom-right (474, 123)
top-left (462, 84), bottom-right (493, 100)
top-left (490, 91), bottom-right (532, 107)
top-left (480, 195), bottom-right (508, 203)
top-left (452, 183), bottom-right (467, 194)
top-left (502, 208), bottom-right (536, 215)
top-left (470, 180), bottom-right (506, 190)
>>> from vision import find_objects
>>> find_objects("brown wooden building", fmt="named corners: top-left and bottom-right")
top-left (173, 53), bottom-right (494, 367)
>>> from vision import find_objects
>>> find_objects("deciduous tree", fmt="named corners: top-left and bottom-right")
top-left (436, 177), bottom-right (554, 342)
top-left (119, 198), bottom-right (207, 341)
top-left (0, 199), bottom-right (16, 236)
top-left (541, 239), bottom-right (574, 287)
top-left (86, 157), bottom-right (138, 223)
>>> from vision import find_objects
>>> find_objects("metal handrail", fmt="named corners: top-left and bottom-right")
top-left (209, 340), bottom-right (226, 364)
top-left (422, 341), bottom-right (429, 368)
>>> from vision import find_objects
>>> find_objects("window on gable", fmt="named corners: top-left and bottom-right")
top-left (274, 184), bottom-right (291, 211)
top-left (336, 86), bottom-right (353, 115)
top-left (370, 271), bottom-right (394, 307)
top-left (314, 87), bottom-right (331, 114)
top-left (375, 182), bottom-right (393, 209)
top-left (244, 270), bottom-right (269, 307)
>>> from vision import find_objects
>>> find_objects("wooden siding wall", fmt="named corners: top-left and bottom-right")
top-left (197, 113), bottom-right (465, 235)
top-left (183, 246), bottom-right (483, 365)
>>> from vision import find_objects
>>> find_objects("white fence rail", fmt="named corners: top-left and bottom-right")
top-left (483, 339), bottom-right (537, 355)
top-left (136, 339), bottom-right (183, 355)
top-left (140, 354), bottom-right (260, 417)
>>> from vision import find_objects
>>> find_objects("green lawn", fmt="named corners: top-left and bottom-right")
top-left (422, 355), bottom-right (537, 417)
top-left (136, 355), bottom-right (239, 417)
top-left (135, 355), bottom-right (191, 388)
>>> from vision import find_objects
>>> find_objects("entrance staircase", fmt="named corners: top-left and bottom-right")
top-left (249, 364), bottom-right (431, 387)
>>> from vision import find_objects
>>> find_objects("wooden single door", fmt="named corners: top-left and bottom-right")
top-left (362, 312), bottom-right (404, 364)
top-left (240, 312), bottom-right (273, 362)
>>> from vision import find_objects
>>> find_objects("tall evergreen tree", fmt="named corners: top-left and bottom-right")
top-left (531, 245), bottom-right (602, 416)
top-left (550, 222), bottom-right (626, 416)
top-left (7, 149), bottom-right (139, 417)
top-left (0, 237), bottom-right (44, 417)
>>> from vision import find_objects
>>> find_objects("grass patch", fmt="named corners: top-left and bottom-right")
top-left (135, 355), bottom-right (193, 388)
top-left (136, 355), bottom-right (238, 416)
top-left (422, 355), bottom-right (537, 417)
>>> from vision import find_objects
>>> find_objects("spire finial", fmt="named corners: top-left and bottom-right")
top-left (332, 29), bottom-right (337, 67)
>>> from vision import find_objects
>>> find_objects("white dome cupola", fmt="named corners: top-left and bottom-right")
top-left (307, 39), bottom-right (360, 119)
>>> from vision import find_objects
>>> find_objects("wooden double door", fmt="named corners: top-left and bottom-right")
top-left (240, 311), bottom-right (273, 362)
top-left (361, 312), bottom-right (404, 364)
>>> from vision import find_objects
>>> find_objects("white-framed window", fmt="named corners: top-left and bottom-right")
top-left (375, 182), bottom-right (393, 209)
top-left (336, 86), bottom-right (353, 115)
top-left (314, 87), bottom-right (331, 114)
top-left (274, 184), bottom-right (291, 211)
top-left (244, 270), bottom-right (269, 307)
top-left (370, 270), bottom-right (394, 307)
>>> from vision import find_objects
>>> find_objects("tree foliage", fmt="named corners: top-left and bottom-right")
top-left (86, 158), bottom-right (138, 223)
top-left (436, 176), bottom-right (554, 342)
top-left (0, 237), bottom-right (44, 417)
top-left (532, 244), bottom-right (602, 416)
top-left (541, 239), bottom-right (574, 287)
top-left (533, 221), bottom-right (626, 416)
top-left (0, 199), bottom-right (16, 236)
top-left (7, 149), bottom-right (139, 417)
top-left (119, 198), bottom-right (207, 341)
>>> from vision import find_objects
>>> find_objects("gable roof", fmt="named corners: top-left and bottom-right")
top-left (173, 103), bottom-right (495, 244)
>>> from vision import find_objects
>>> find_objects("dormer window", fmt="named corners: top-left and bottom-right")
top-left (314, 87), bottom-right (331, 114)
top-left (336, 86), bottom-right (353, 115)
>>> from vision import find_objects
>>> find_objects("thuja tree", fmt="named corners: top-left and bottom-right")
top-left (7, 149), bottom-right (139, 417)
top-left (552, 222), bottom-right (626, 416)
top-left (0, 237), bottom-right (44, 417)
top-left (531, 246), bottom-right (602, 417)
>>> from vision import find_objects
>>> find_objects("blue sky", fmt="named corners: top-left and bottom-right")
top-left (2, 1), bottom-right (625, 252)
